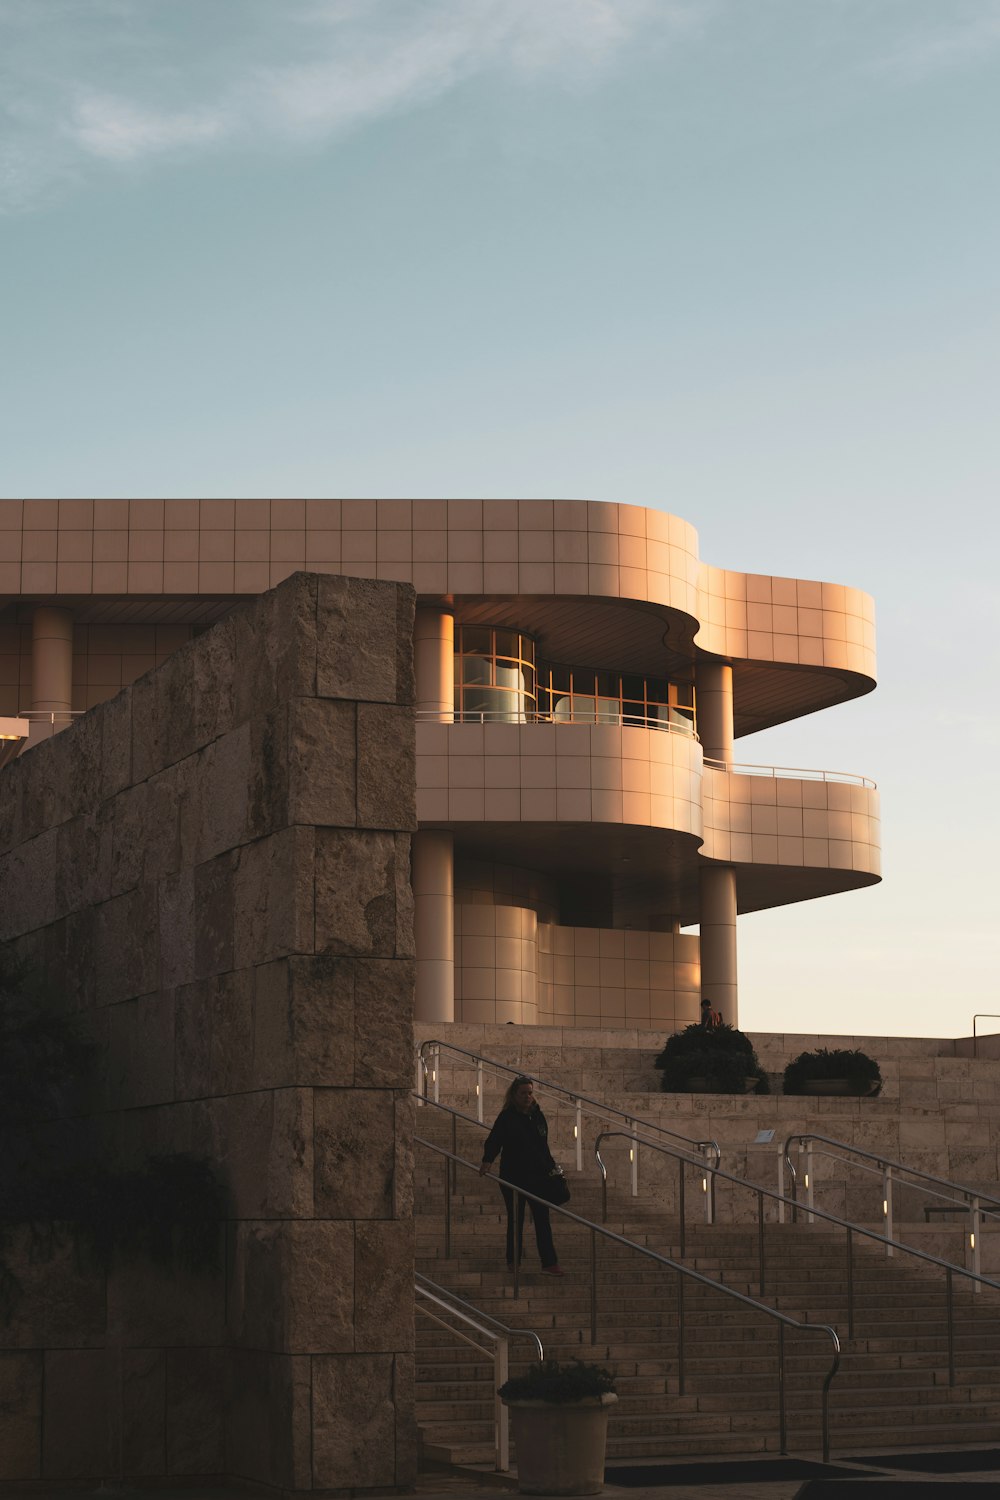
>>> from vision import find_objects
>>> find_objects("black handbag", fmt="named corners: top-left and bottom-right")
top-left (540, 1165), bottom-right (571, 1207)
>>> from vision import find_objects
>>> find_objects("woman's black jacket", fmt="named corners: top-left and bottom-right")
top-left (481, 1103), bottom-right (556, 1191)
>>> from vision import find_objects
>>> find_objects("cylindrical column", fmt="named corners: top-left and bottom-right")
top-left (412, 829), bottom-right (454, 1023)
top-left (699, 864), bottom-right (738, 1025)
top-left (696, 660), bottom-right (734, 765)
top-left (414, 608), bottom-right (454, 721)
top-left (31, 607), bottom-right (74, 738)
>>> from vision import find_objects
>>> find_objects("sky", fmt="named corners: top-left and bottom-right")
top-left (2, 0), bottom-right (999, 1039)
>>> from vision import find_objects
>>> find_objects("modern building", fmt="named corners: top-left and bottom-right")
top-left (0, 497), bottom-right (880, 1033)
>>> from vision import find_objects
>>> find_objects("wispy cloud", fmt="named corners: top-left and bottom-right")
top-left (0, 0), bottom-right (702, 211)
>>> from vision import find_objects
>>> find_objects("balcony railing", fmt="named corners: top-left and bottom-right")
top-left (703, 758), bottom-right (877, 790)
top-left (416, 708), bottom-right (697, 736)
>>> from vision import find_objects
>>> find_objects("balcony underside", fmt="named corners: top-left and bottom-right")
top-left (444, 821), bottom-right (879, 927)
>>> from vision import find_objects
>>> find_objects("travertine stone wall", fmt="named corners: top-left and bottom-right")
top-left (0, 572), bottom-right (417, 1493)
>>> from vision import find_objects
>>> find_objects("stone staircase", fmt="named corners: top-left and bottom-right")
top-left (413, 1023), bottom-right (1000, 1466)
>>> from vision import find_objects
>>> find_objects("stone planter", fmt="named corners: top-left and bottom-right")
top-left (505, 1393), bottom-right (618, 1495)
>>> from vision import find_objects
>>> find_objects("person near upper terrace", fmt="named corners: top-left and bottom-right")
top-left (479, 1076), bottom-right (565, 1277)
top-left (701, 997), bottom-right (723, 1030)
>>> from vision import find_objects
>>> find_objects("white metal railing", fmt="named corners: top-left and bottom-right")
top-left (12, 711), bottom-right (85, 724)
top-left (415, 1273), bottom-right (543, 1472)
top-left (703, 757), bottom-right (876, 790)
top-left (415, 708), bottom-right (697, 737)
top-left (783, 1134), bottom-right (1000, 1290)
top-left (973, 1014), bottom-right (1000, 1058)
top-left (415, 1039), bottom-right (721, 1192)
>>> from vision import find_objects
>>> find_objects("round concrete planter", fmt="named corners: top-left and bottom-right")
top-left (505, 1393), bottom-right (618, 1495)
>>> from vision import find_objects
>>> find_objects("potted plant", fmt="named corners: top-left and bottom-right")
top-left (654, 1022), bottom-right (768, 1095)
top-left (782, 1047), bottom-right (882, 1097)
top-left (498, 1358), bottom-right (617, 1496)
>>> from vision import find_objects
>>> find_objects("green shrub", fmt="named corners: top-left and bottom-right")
top-left (499, 1358), bottom-right (616, 1404)
top-left (782, 1047), bottom-right (882, 1096)
top-left (654, 1023), bottom-right (767, 1094)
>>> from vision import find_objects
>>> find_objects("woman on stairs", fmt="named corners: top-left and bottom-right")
top-left (479, 1076), bottom-right (565, 1277)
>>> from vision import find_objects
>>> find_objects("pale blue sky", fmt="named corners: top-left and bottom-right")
top-left (2, 0), bottom-right (999, 1037)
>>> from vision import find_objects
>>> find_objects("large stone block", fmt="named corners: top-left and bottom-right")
top-left (287, 696), bottom-right (358, 828)
top-left (55, 808), bottom-right (113, 917)
top-left (253, 954), bottom-right (355, 1090)
top-left (246, 703), bottom-right (291, 839)
top-left (0, 1228), bottom-right (106, 1351)
top-left (165, 1347), bottom-right (226, 1475)
top-left (314, 1088), bottom-right (398, 1220)
top-left (227, 1350), bottom-right (312, 1491)
top-left (107, 988), bottom-right (176, 1109)
top-left (200, 1089), bottom-right (314, 1219)
top-left (176, 969), bottom-right (255, 1100)
top-left (42, 1349), bottom-right (115, 1479)
top-left (44, 907), bottom-right (98, 1010)
top-left (356, 703), bottom-right (416, 832)
top-left (181, 723), bottom-right (252, 866)
top-left (311, 1352), bottom-right (398, 1490)
top-left (229, 1220), bottom-right (355, 1353)
top-left (121, 1348), bottom-right (166, 1476)
top-left (100, 685), bottom-right (133, 801)
top-left (95, 883), bottom-right (159, 1004)
top-left (0, 829), bottom-right (57, 942)
top-left (354, 957), bottom-right (414, 1090)
top-left (232, 572), bottom-right (319, 723)
top-left (193, 850), bottom-right (236, 979)
top-left (109, 772), bottom-right (182, 896)
top-left (159, 866), bottom-right (196, 990)
top-left (316, 574), bottom-right (415, 706)
top-left (107, 1237), bottom-right (225, 1349)
top-left (315, 828), bottom-right (411, 959)
top-left (354, 1220), bottom-right (415, 1354)
top-left (0, 1353), bottom-right (42, 1480)
top-left (233, 826), bottom-right (315, 966)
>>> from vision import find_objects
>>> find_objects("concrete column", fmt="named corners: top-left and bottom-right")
top-left (414, 608), bottom-right (454, 721)
top-left (699, 865), bottom-right (738, 1025)
top-left (31, 607), bottom-right (74, 740)
top-left (696, 660), bottom-right (734, 765)
top-left (412, 829), bottom-right (454, 1023)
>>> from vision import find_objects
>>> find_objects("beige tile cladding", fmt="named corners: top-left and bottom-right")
top-left (701, 765), bottom-right (882, 875)
top-left (0, 572), bottom-right (418, 1492)
top-left (0, 498), bottom-right (876, 691)
top-left (416, 719), bottom-right (704, 830)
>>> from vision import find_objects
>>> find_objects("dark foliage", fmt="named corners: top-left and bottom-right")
top-left (782, 1047), bottom-right (882, 1096)
top-left (654, 1022), bottom-right (767, 1094)
top-left (0, 957), bottom-right (227, 1321)
top-left (499, 1358), bottom-right (617, 1404)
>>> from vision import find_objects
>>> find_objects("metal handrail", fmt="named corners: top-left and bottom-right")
top-left (416, 1037), bottom-right (721, 1185)
top-left (703, 757), bottom-right (877, 790)
top-left (415, 1094), bottom-right (720, 1230)
top-left (13, 710), bottom-right (85, 722)
top-left (973, 1015), bottom-right (1000, 1058)
top-left (416, 1135), bottom-right (841, 1462)
top-left (594, 1127), bottom-right (1000, 1387)
top-left (415, 708), bottom-right (697, 736)
top-left (783, 1132), bottom-right (1000, 1284)
top-left (415, 1272), bottom-right (543, 1472)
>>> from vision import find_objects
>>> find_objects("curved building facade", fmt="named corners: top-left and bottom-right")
top-left (0, 498), bottom-right (880, 1030)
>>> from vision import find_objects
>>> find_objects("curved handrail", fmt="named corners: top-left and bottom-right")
top-left (416, 1038), bottom-right (721, 1178)
top-left (703, 757), bottom-right (877, 790)
top-left (595, 1125), bottom-right (1000, 1394)
top-left (415, 1272), bottom-right (544, 1360)
top-left (416, 1135), bottom-right (841, 1462)
top-left (783, 1133), bottom-right (1000, 1216)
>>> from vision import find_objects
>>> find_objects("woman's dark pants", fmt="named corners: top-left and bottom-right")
top-left (500, 1184), bottom-right (557, 1268)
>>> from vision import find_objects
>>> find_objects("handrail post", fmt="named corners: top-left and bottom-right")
top-left (883, 1165), bottom-right (893, 1256)
top-left (414, 1048), bottom-right (425, 1103)
top-left (451, 1113), bottom-right (458, 1193)
top-left (777, 1323), bottom-right (787, 1454)
top-left (970, 1198), bottom-right (981, 1290)
top-left (513, 1190), bottom-right (520, 1299)
top-left (946, 1267), bottom-right (955, 1385)
top-left (476, 1059), bottom-right (484, 1123)
top-left (777, 1146), bottom-right (785, 1224)
top-left (432, 1044), bottom-right (440, 1105)
top-left (444, 1153), bottom-right (452, 1259)
top-left (846, 1227), bottom-right (854, 1338)
top-left (758, 1192), bottom-right (766, 1295)
top-left (703, 1148), bottom-right (713, 1226)
top-left (805, 1141), bottom-right (814, 1224)
top-left (575, 1099), bottom-right (583, 1173)
top-left (630, 1119), bottom-right (638, 1198)
top-left (678, 1158), bottom-right (686, 1259)
top-left (495, 1337), bottom-right (510, 1471)
top-left (676, 1270), bottom-right (685, 1396)
top-left (590, 1227), bottom-right (598, 1344)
